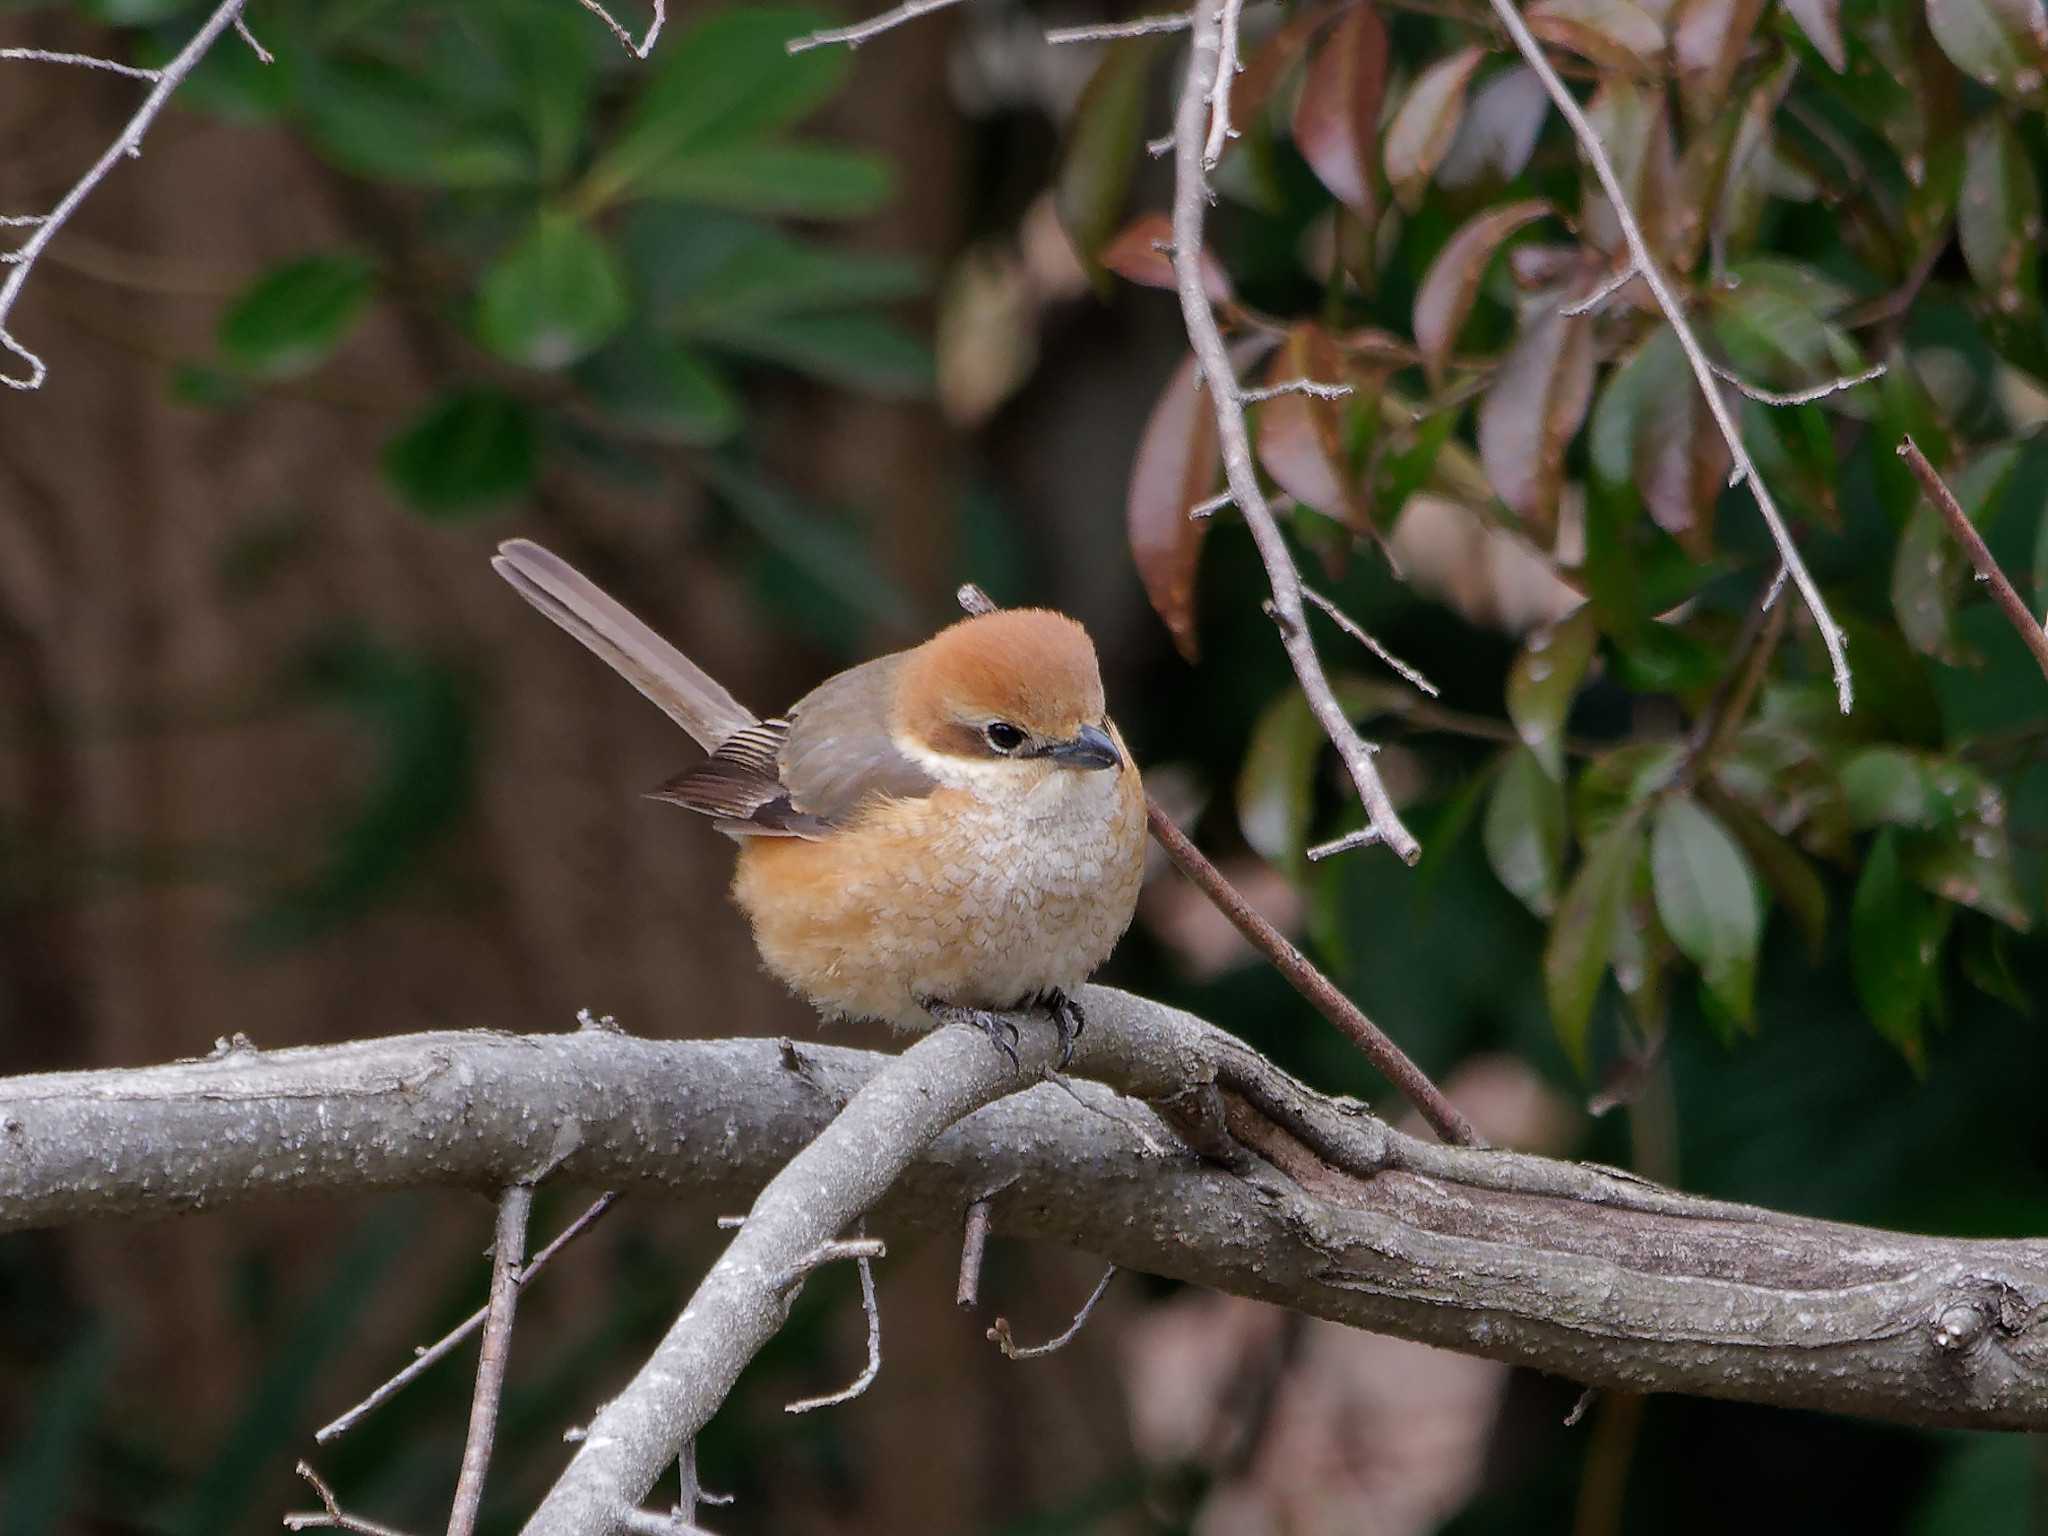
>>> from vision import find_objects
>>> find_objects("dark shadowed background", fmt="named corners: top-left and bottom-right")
top-left (3, 0), bottom-right (2047, 1530)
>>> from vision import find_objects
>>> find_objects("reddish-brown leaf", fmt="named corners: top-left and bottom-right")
top-left (1292, 4), bottom-right (1389, 215)
top-left (1255, 326), bottom-right (1367, 532)
top-left (1672, 0), bottom-right (1767, 123)
top-left (1100, 213), bottom-right (1235, 303)
top-left (1233, 2), bottom-right (1344, 136)
top-left (1781, 0), bottom-right (1846, 69)
top-left (1384, 45), bottom-right (1486, 211)
top-left (1413, 199), bottom-right (1553, 387)
top-left (1437, 65), bottom-right (1550, 190)
top-left (1580, 78), bottom-right (1678, 260)
top-left (1526, 0), bottom-right (1667, 73)
top-left (1477, 303), bottom-right (1596, 538)
top-left (1129, 352), bottom-right (1223, 660)
top-left (1055, 37), bottom-right (1166, 285)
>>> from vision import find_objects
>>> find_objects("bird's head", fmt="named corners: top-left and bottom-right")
top-left (892, 609), bottom-right (1123, 788)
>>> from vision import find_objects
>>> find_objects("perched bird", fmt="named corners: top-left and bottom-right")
top-left (493, 539), bottom-right (1147, 1065)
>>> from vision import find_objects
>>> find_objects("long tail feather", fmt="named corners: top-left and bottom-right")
top-left (492, 539), bottom-right (756, 751)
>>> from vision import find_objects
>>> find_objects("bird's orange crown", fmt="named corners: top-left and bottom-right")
top-left (893, 609), bottom-right (1108, 759)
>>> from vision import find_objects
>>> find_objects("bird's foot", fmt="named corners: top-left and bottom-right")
top-left (1035, 988), bottom-right (1086, 1070)
top-left (921, 998), bottom-right (1021, 1071)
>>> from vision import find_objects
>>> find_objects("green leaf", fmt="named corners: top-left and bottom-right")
top-left (583, 6), bottom-right (852, 204)
top-left (701, 459), bottom-right (919, 635)
top-left (1702, 788), bottom-right (1829, 960)
top-left (1960, 115), bottom-right (2043, 314)
top-left (498, 0), bottom-right (599, 181)
top-left (1056, 37), bottom-right (1164, 281)
top-left (218, 254), bottom-right (375, 378)
top-left (299, 57), bottom-right (532, 187)
top-left (1576, 739), bottom-right (1684, 844)
top-left (1905, 822), bottom-right (2032, 930)
top-left (477, 212), bottom-right (628, 370)
top-left (1850, 830), bottom-right (1950, 1070)
top-left (634, 142), bottom-right (894, 219)
top-left (1839, 748), bottom-right (2003, 832)
top-left (1590, 323), bottom-right (1729, 555)
top-left (1545, 804), bottom-right (1647, 1071)
top-left (1506, 604), bottom-right (1597, 778)
top-left (1484, 745), bottom-right (1568, 917)
top-left (1892, 442), bottom-right (2021, 662)
top-left (1926, 0), bottom-right (2048, 104)
top-left (1961, 921), bottom-right (2031, 1015)
top-left (383, 389), bottom-right (539, 516)
top-left (693, 310), bottom-right (932, 398)
top-left (576, 333), bottom-right (741, 444)
top-left (623, 209), bottom-right (923, 325)
top-left (1651, 796), bottom-right (1762, 1032)
top-left (1239, 688), bottom-right (1327, 876)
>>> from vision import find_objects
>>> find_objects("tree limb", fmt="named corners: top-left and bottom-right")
top-left (3, 988), bottom-right (2045, 1438)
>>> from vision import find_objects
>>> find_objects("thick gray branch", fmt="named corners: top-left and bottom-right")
top-left (3, 988), bottom-right (2045, 1448)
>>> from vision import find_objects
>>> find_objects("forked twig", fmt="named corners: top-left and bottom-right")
top-left (784, 1250), bottom-right (882, 1413)
top-left (988, 1265), bottom-right (1118, 1359)
top-left (785, 0), bottom-right (964, 52)
top-left (446, 1185), bottom-right (533, 1536)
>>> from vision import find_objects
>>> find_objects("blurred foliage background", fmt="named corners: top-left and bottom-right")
top-left (2, 0), bottom-right (2047, 1529)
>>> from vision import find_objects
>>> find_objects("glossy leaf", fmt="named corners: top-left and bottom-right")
top-left (1673, 0), bottom-right (1768, 122)
top-left (1231, 2), bottom-right (1343, 146)
top-left (1384, 46), bottom-right (1485, 212)
top-left (584, 7), bottom-right (851, 204)
top-left (1580, 78), bottom-right (1678, 259)
top-left (635, 142), bottom-right (893, 219)
top-left (1960, 116), bottom-right (2043, 315)
top-left (1907, 823), bottom-right (2031, 930)
top-left (1238, 688), bottom-right (1326, 873)
top-left (1709, 259), bottom-right (1872, 413)
top-left (1129, 352), bottom-right (1222, 661)
top-left (1926, 0), bottom-right (2048, 103)
top-left (383, 389), bottom-right (538, 517)
top-left (1292, 5), bottom-right (1390, 214)
top-left (1651, 796), bottom-right (1763, 1031)
top-left (1892, 443), bottom-right (2021, 663)
top-left (1962, 922), bottom-right (2031, 1013)
top-left (1056, 38), bottom-right (1163, 281)
top-left (1781, 0), bottom-right (1847, 69)
top-left (477, 212), bottom-right (628, 370)
top-left (1507, 605), bottom-right (1598, 778)
top-left (1100, 213), bottom-right (1233, 303)
top-left (1546, 804), bottom-right (1648, 1071)
top-left (1703, 789), bottom-right (1830, 960)
top-left (693, 310), bottom-right (932, 398)
top-left (1412, 200), bottom-right (1552, 388)
top-left (1485, 745), bottom-right (1568, 916)
top-left (218, 254), bottom-right (375, 379)
top-left (1477, 303), bottom-right (1596, 536)
top-left (1527, 0), bottom-right (1667, 73)
top-left (629, 209), bottom-right (923, 326)
top-left (575, 334), bottom-right (740, 444)
top-left (1851, 831), bottom-right (1950, 1069)
top-left (1437, 65), bottom-right (1549, 190)
top-left (1590, 323), bottom-right (1731, 553)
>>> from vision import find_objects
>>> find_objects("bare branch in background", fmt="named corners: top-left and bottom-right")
top-left (1202, 0), bottom-right (1244, 168)
top-left (1144, 802), bottom-right (1480, 1145)
top-left (1237, 377), bottom-right (1354, 403)
top-left (1301, 586), bottom-right (1440, 697)
top-left (784, 0), bottom-right (964, 53)
top-left (1710, 360), bottom-right (1887, 409)
top-left (988, 1265), bottom-right (1118, 1359)
top-left (1482, 0), bottom-right (1856, 713)
top-left (1559, 262), bottom-right (1640, 317)
top-left (0, 0), bottom-right (250, 390)
top-left (0, 46), bottom-right (160, 78)
top-left (571, 0), bottom-right (665, 59)
top-left (285, 1463), bottom-right (421, 1536)
top-left (232, 14), bottom-right (273, 63)
top-left (956, 1197), bottom-right (994, 1308)
top-left (1169, 0), bottom-right (1422, 863)
top-left (1898, 436), bottom-right (2048, 684)
top-left (446, 1186), bottom-right (534, 1536)
top-left (318, 1192), bottom-right (618, 1443)
top-left (1046, 13), bottom-right (1193, 43)
top-left (785, 1248), bottom-right (882, 1413)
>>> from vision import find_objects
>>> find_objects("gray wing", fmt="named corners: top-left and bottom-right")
top-left (648, 652), bottom-right (935, 837)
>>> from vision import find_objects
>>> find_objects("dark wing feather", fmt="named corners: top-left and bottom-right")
top-left (648, 654), bottom-right (936, 838)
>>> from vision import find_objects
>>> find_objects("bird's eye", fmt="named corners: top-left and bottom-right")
top-left (984, 721), bottom-right (1026, 753)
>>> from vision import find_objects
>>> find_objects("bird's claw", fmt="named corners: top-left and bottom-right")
top-left (923, 999), bottom-right (1022, 1070)
top-left (1037, 988), bottom-right (1086, 1070)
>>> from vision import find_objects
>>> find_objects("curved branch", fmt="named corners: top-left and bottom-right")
top-left (2, 988), bottom-right (2044, 1441)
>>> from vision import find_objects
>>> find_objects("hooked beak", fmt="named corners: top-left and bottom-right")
top-left (1042, 722), bottom-right (1122, 772)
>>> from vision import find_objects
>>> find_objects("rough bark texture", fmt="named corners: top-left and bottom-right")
top-left (5, 984), bottom-right (2045, 1450)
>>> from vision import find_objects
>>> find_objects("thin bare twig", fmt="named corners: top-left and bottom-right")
top-left (956, 1197), bottom-right (993, 1308)
top-left (1187, 488), bottom-right (1236, 520)
top-left (233, 14), bottom-right (274, 63)
top-left (1046, 13), bottom-right (1192, 42)
top-left (1560, 261), bottom-right (1639, 317)
top-left (1170, 0), bottom-right (1421, 862)
top-left (572, 0), bottom-right (665, 58)
top-left (1899, 436), bottom-right (2048, 685)
top-left (447, 1185), bottom-right (533, 1536)
top-left (0, 46), bottom-right (161, 78)
top-left (617, 1511), bottom-right (718, 1536)
top-left (1306, 829), bottom-right (1377, 861)
top-left (1145, 799), bottom-right (1479, 1145)
top-left (1203, 0), bottom-right (1245, 169)
top-left (785, 0), bottom-right (963, 52)
top-left (988, 1265), bottom-right (1118, 1359)
top-left (0, 0), bottom-right (249, 390)
top-left (785, 1250), bottom-right (881, 1413)
top-left (1301, 587), bottom-right (1439, 697)
top-left (316, 1192), bottom-right (618, 1442)
top-left (285, 1462), bottom-right (420, 1536)
top-left (1238, 376), bottom-right (1353, 403)
top-left (1708, 359), bottom-right (1887, 409)
top-left (1482, 0), bottom-right (1855, 714)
